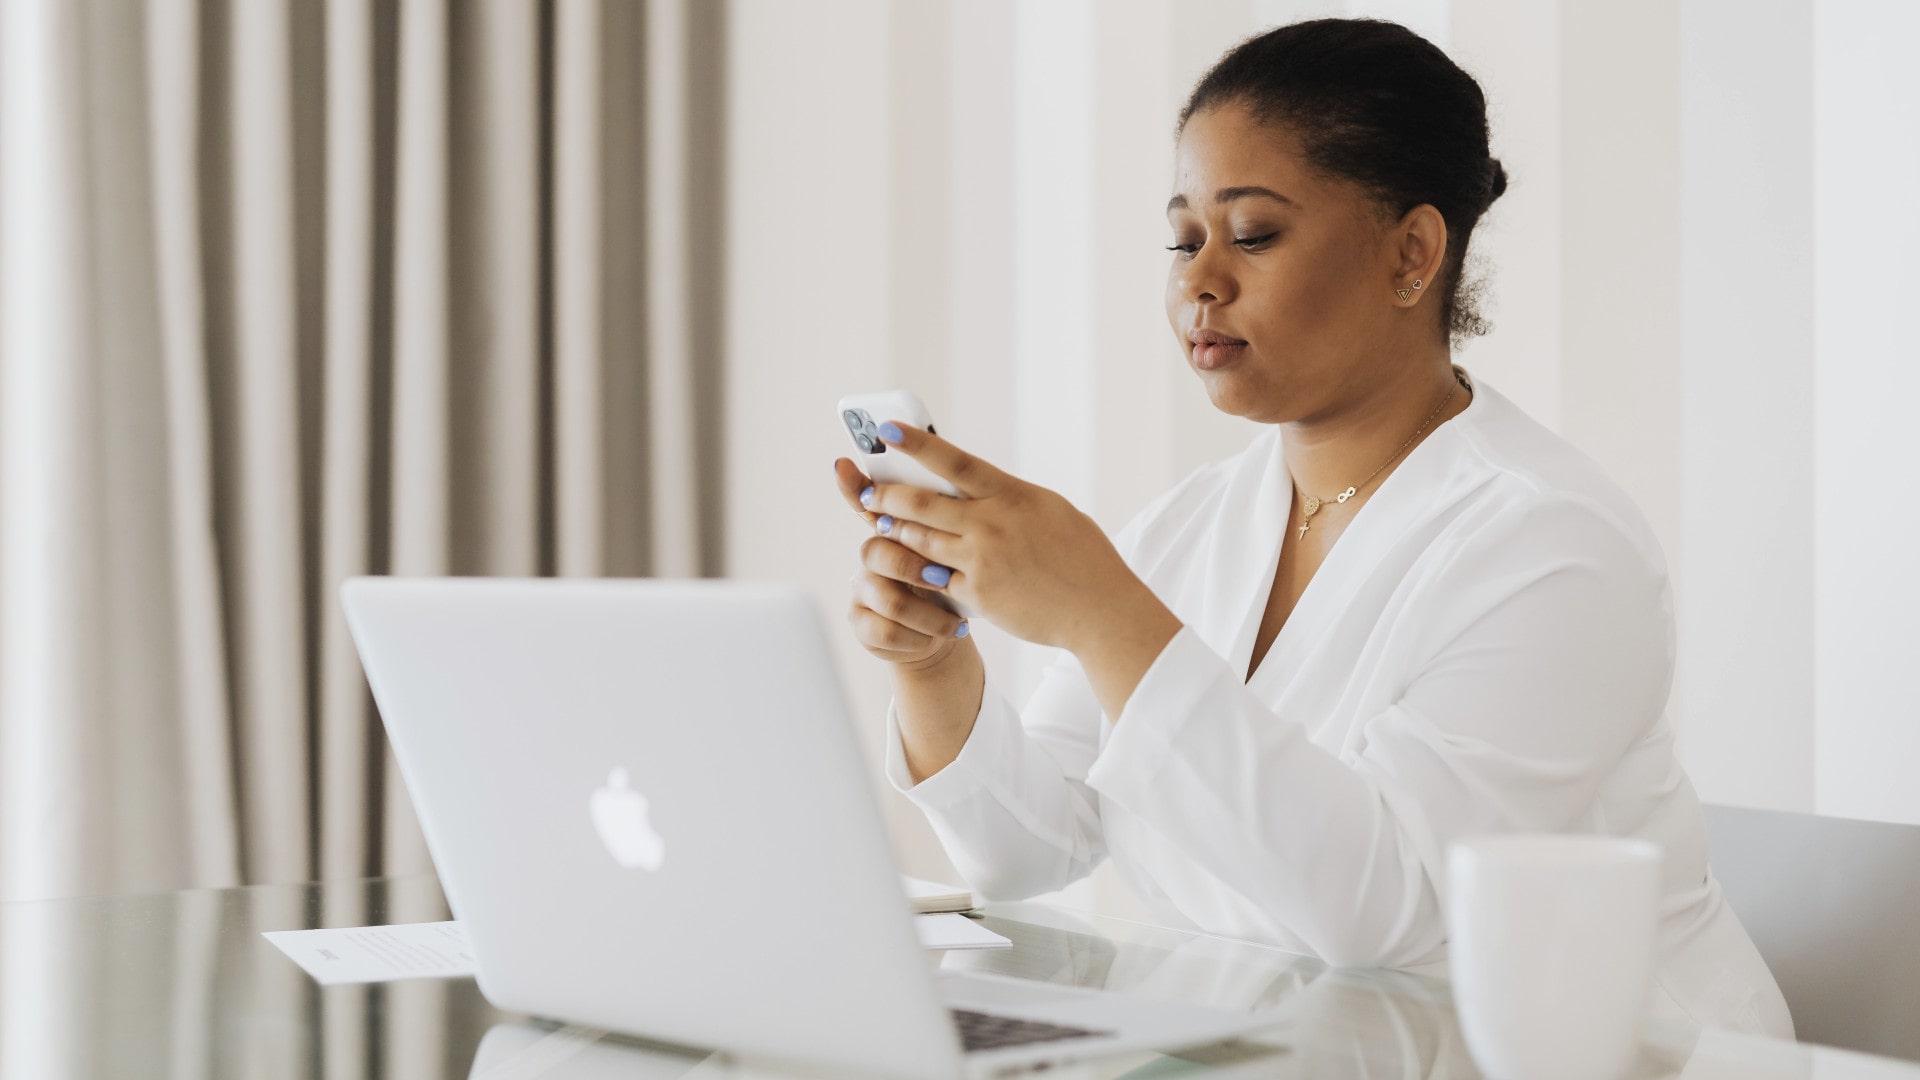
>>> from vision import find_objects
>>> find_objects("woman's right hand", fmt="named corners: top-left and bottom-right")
top-left (833, 456), bottom-right (971, 669)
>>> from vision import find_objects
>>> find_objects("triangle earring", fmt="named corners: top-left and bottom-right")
top-left (1395, 287), bottom-right (1413, 302)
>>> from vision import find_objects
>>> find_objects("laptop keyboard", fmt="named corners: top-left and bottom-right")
top-left (950, 1007), bottom-right (1111, 1053)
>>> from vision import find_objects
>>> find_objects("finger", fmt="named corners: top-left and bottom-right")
top-left (860, 534), bottom-right (955, 591)
top-left (833, 457), bottom-right (877, 520)
top-left (865, 481), bottom-right (971, 533)
top-left (870, 421), bottom-right (1010, 498)
top-left (873, 512), bottom-right (962, 568)
top-left (856, 572), bottom-right (966, 639)
top-left (848, 603), bottom-right (937, 654)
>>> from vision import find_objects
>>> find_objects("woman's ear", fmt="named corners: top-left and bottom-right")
top-left (1391, 204), bottom-right (1449, 305)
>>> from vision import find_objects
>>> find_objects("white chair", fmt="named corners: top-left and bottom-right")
top-left (1703, 803), bottom-right (1920, 1062)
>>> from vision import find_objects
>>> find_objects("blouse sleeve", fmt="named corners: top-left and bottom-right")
top-left (881, 470), bottom-right (1210, 900)
top-left (882, 646), bottom-right (1108, 899)
top-left (1083, 495), bottom-right (1673, 967)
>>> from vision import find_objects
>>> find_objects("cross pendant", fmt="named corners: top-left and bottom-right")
top-left (1296, 493), bottom-right (1323, 541)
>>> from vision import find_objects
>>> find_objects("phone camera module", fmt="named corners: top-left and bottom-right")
top-left (845, 407), bottom-right (883, 454)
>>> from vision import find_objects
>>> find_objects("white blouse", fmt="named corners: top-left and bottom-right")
top-left (885, 371), bottom-right (1793, 1038)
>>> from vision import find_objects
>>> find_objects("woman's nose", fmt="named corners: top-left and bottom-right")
top-left (1173, 241), bottom-right (1235, 305)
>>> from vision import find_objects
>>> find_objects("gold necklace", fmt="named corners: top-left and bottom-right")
top-left (1295, 376), bottom-right (1462, 541)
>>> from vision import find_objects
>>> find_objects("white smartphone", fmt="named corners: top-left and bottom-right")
top-left (836, 390), bottom-right (975, 620)
top-left (835, 390), bottom-right (962, 496)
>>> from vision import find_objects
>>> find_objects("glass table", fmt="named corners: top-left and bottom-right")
top-left (0, 874), bottom-right (1911, 1078)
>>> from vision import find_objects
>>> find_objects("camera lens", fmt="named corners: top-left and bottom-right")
top-left (842, 410), bottom-right (863, 430)
top-left (855, 434), bottom-right (875, 453)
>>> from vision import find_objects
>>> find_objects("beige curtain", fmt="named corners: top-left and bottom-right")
top-left (0, 0), bottom-right (726, 907)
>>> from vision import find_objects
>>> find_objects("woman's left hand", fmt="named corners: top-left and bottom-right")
top-left (856, 420), bottom-right (1146, 652)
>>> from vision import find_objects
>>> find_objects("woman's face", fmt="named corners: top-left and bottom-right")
top-left (1165, 103), bottom-right (1414, 424)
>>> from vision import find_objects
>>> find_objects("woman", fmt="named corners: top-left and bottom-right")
top-left (830, 18), bottom-right (1790, 1037)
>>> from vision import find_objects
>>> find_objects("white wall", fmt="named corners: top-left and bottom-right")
top-left (1812, 0), bottom-right (1920, 823)
top-left (1677, 0), bottom-right (1815, 812)
top-left (721, 0), bottom-right (1920, 899)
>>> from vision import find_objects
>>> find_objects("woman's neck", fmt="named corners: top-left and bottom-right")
top-left (1279, 355), bottom-right (1468, 500)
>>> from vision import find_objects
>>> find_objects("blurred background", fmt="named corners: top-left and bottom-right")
top-left (1, 0), bottom-right (1914, 926)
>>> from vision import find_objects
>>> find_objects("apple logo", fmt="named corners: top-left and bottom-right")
top-left (590, 767), bottom-right (666, 871)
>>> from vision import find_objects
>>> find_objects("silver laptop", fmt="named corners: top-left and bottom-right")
top-left (343, 577), bottom-right (1268, 1080)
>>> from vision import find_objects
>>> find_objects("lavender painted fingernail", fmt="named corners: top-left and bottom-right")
top-left (859, 486), bottom-right (875, 508)
top-left (921, 564), bottom-right (951, 587)
top-left (877, 422), bottom-right (903, 443)
top-left (954, 621), bottom-right (970, 638)
top-left (876, 515), bottom-right (893, 535)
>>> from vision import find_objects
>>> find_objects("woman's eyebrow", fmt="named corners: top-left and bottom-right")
top-left (1218, 185), bottom-right (1297, 207)
top-left (1165, 186), bottom-right (1298, 214)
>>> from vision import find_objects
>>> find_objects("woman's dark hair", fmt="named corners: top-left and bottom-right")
top-left (1178, 18), bottom-right (1508, 344)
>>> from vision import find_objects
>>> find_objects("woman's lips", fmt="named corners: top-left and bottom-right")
top-left (1192, 341), bottom-right (1247, 370)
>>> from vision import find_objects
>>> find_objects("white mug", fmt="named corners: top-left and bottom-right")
top-left (1446, 835), bottom-right (1663, 1080)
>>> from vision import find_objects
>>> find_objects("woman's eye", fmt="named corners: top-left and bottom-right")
top-left (1163, 232), bottom-right (1279, 256)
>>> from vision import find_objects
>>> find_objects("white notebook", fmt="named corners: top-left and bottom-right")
top-left (901, 875), bottom-right (974, 914)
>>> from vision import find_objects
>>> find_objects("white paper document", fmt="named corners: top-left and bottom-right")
top-left (914, 913), bottom-right (1011, 951)
top-left (262, 921), bottom-right (477, 985)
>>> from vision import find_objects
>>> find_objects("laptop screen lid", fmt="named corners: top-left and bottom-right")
top-left (342, 577), bottom-right (966, 1080)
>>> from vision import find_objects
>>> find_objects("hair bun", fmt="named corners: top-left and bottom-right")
top-left (1486, 157), bottom-right (1509, 203)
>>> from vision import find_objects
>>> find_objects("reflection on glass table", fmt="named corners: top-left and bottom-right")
top-left (1, 875), bottom-right (1914, 1079)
